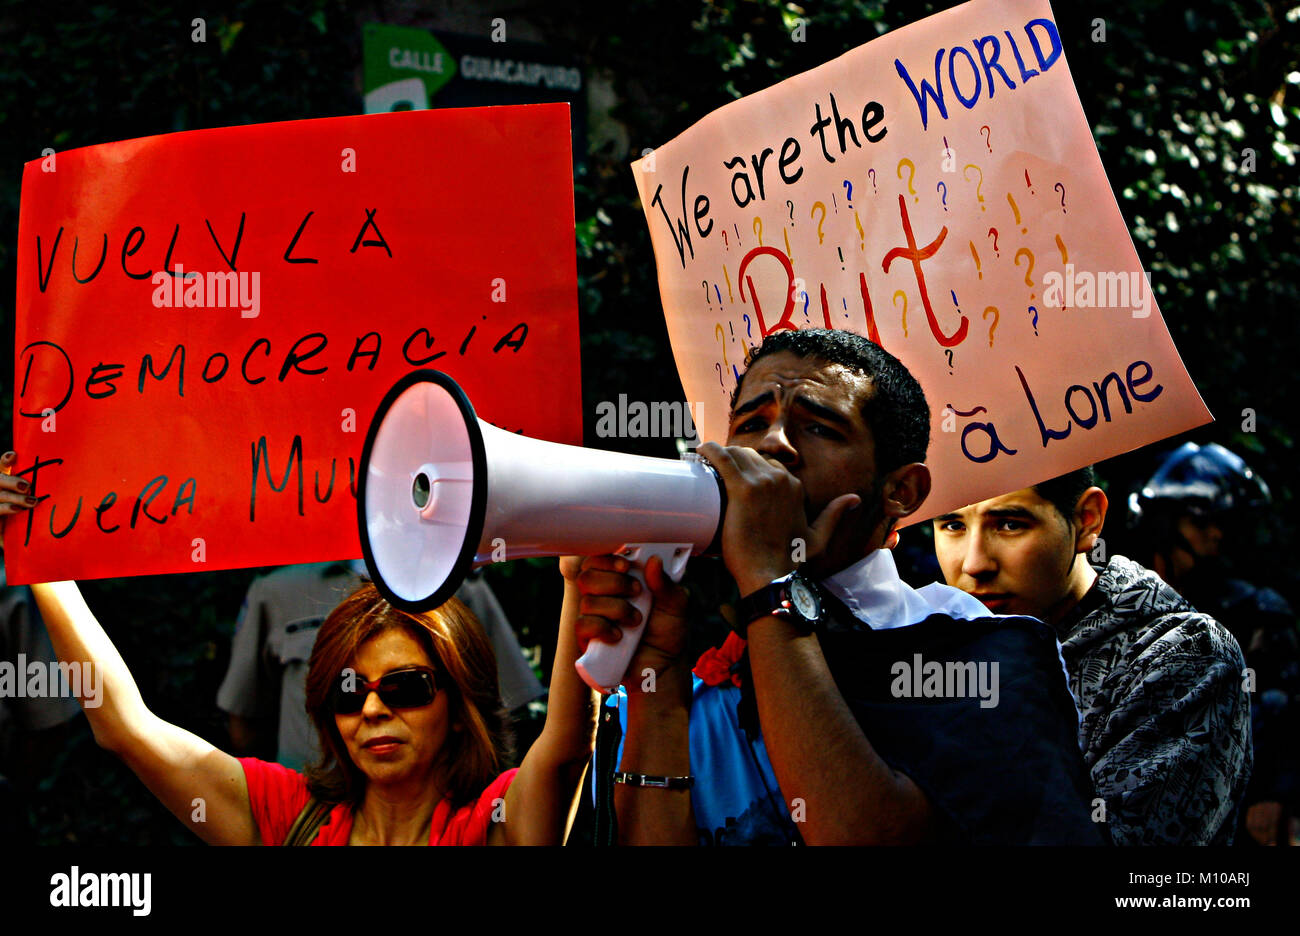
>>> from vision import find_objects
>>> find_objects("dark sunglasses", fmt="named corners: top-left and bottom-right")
top-left (332, 666), bottom-right (439, 715)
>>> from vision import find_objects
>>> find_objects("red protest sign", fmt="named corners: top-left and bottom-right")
top-left (8, 105), bottom-right (581, 584)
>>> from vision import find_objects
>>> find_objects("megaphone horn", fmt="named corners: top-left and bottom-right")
top-left (357, 370), bottom-right (724, 692)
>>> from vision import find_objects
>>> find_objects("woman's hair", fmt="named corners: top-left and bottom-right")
top-left (303, 582), bottom-right (515, 807)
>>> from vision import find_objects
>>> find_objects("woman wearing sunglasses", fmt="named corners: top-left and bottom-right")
top-left (5, 455), bottom-right (600, 844)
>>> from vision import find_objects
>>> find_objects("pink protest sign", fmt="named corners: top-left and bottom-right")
top-left (634, 0), bottom-right (1210, 520)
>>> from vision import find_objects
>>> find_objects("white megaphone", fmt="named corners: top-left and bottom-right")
top-left (357, 370), bottom-right (724, 693)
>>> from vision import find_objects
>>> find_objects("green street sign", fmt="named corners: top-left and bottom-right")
top-left (363, 24), bottom-right (457, 113)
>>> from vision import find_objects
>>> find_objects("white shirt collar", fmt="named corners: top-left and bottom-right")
top-left (820, 548), bottom-right (993, 630)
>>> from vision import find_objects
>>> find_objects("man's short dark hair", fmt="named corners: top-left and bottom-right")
top-left (730, 329), bottom-right (930, 474)
top-left (1033, 467), bottom-right (1097, 523)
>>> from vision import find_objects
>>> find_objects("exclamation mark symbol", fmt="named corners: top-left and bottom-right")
top-left (969, 241), bottom-right (982, 280)
top-left (1007, 193), bottom-right (1026, 234)
top-left (838, 246), bottom-right (845, 270)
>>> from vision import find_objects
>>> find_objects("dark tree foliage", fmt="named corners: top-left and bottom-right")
top-left (0, 0), bottom-right (1295, 843)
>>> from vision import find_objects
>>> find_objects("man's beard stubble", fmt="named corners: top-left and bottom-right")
top-left (803, 480), bottom-right (885, 580)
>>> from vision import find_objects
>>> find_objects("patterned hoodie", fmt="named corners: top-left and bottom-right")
top-left (1055, 555), bottom-right (1252, 845)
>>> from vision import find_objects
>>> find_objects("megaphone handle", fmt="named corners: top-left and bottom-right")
top-left (574, 543), bottom-right (692, 694)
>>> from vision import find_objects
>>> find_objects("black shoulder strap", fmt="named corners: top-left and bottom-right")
top-left (593, 703), bottom-right (623, 846)
top-left (282, 796), bottom-right (333, 846)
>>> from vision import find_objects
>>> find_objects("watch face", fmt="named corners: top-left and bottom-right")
top-left (790, 578), bottom-right (820, 619)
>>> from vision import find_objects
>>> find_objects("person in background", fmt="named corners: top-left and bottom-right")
top-left (218, 562), bottom-right (544, 770)
top-left (1128, 442), bottom-right (1300, 846)
top-left (932, 466), bottom-right (1252, 844)
top-left (1, 451), bottom-right (80, 842)
top-left (0, 555), bottom-right (82, 844)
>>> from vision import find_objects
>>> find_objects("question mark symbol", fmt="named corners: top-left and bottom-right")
top-left (987, 228), bottom-right (999, 255)
top-left (843, 180), bottom-right (853, 208)
top-left (722, 229), bottom-right (729, 249)
top-left (868, 168), bottom-right (877, 192)
top-left (944, 349), bottom-right (954, 371)
top-left (810, 202), bottom-right (827, 245)
top-left (803, 291), bottom-right (810, 317)
top-left (964, 164), bottom-right (986, 210)
top-left (715, 363), bottom-right (724, 386)
top-left (937, 181), bottom-right (948, 210)
top-left (982, 306), bottom-right (999, 347)
top-left (743, 313), bottom-right (752, 338)
top-left (893, 290), bottom-right (909, 337)
top-left (753, 216), bottom-right (764, 246)
top-left (786, 199), bottom-right (795, 224)
top-left (980, 125), bottom-right (992, 152)
top-left (897, 159), bottom-right (917, 202)
top-left (1015, 248), bottom-right (1035, 286)
top-left (1054, 182), bottom-right (1067, 212)
top-left (1028, 305), bottom-right (1039, 336)
top-left (703, 280), bottom-right (711, 304)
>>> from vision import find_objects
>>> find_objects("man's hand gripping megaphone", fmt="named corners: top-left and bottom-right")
top-left (571, 439), bottom-right (872, 693)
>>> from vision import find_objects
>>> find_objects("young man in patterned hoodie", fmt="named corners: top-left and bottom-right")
top-left (932, 467), bottom-right (1253, 844)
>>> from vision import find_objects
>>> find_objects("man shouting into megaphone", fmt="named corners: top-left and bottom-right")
top-left (574, 328), bottom-right (1103, 845)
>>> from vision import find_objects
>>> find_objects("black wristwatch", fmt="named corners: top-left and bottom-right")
top-left (734, 571), bottom-right (823, 636)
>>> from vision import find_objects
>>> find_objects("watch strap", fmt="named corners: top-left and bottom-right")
top-left (734, 572), bottom-right (820, 636)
